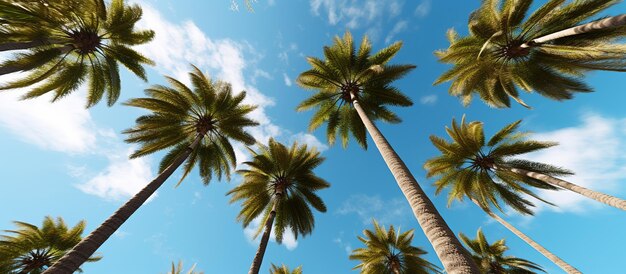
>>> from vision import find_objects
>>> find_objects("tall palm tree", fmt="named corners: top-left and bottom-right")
top-left (167, 261), bottom-right (203, 274)
top-left (270, 264), bottom-right (302, 274)
top-left (460, 229), bottom-right (545, 274)
top-left (0, 0), bottom-right (154, 107)
top-left (0, 216), bottom-right (101, 274)
top-left (296, 31), bottom-right (479, 273)
top-left (44, 66), bottom-right (258, 274)
top-left (349, 220), bottom-right (441, 274)
top-left (423, 117), bottom-right (626, 273)
top-left (435, 0), bottom-right (626, 108)
top-left (228, 139), bottom-right (330, 274)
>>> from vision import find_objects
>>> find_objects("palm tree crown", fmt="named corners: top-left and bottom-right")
top-left (270, 264), bottom-right (303, 274)
top-left (228, 139), bottom-right (329, 243)
top-left (0, 216), bottom-right (101, 274)
top-left (0, 0), bottom-right (154, 107)
top-left (424, 117), bottom-right (569, 215)
top-left (349, 220), bottom-right (441, 274)
top-left (124, 65), bottom-right (258, 185)
top-left (435, 0), bottom-right (626, 108)
top-left (460, 229), bottom-right (544, 274)
top-left (296, 31), bottom-right (415, 148)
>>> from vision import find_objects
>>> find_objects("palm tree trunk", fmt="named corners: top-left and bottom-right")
top-left (0, 40), bottom-right (48, 52)
top-left (350, 92), bottom-right (479, 274)
top-left (474, 201), bottom-right (581, 274)
top-left (248, 192), bottom-right (282, 274)
top-left (499, 165), bottom-right (626, 211)
top-left (521, 14), bottom-right (626, 47)
top-left (43, 134), bottom-right (206, 274)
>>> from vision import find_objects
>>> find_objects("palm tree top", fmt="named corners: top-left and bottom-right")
top-left (228, 138), bottom-right (330, 243)
top-left (123, 64), bottom-right (258, 185)
top-left (269, 264), bottom-right (302, 274)
top-left (349, 220), bottom-right (441, 274)
top-left (460, 228), bottom-right (545, 274)
top-left (435, 0), bottom-right (626, 108)
top-left (424, 116), bottom-right (572, 215)
top-left (296, 31), bottom-right (416, 148)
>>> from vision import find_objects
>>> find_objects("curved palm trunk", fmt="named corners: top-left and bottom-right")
top-left (350, 93), bottom-right (479, 274)
top-left (248, 192), bottom-right (282, 274)
top-left (521, 14), bottom-right (626, 48)
top-left (500, 166), bottom-right (626, 211)
top-left (43, 134), bottom-right (206, 274)
top-left (390, 261), bottom-right (401, 274)
top-left (476, 203), bottom-right (581, 274)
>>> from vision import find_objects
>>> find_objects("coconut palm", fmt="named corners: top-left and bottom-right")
top-left (460, 229), bottom-right (545, 274)
top-left (349, 220), bottom-right (441, 274)
top-left (435, 0), bottom-right (626, 108)
top-left (0, 0), bottom-right (154, 107)
top-left (44, 66), bottom-right (258, 274)
top-left (228, 139), bottom-right (329, 274)
top-left (296, 31), bottom-right (479, 273)
top-left (423, 117), bottom-right (626, 272)
top-left (167, 261), bottom-right (203, 274)
top-left (270, 264), bottom-right (302, 274)
top-left (0, 216), bottom-right (101, 274)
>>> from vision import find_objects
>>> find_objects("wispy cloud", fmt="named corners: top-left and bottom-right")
top-left (243, 216), bottom-right (298, 250)
top-left (310, 0), bottom-right (404, 28)
top-left (337, 194), bottom-right (411, 225)
top-left (282, 72), bottom-right (292, 87)
top-left (420, 95), bottom-right (438, 105)
top-left (414, 0), bottom-right (431, 18)
top-left (290, 133), bottom-right (329, 152)
top-left (385, 20), bottom-right (408, 44)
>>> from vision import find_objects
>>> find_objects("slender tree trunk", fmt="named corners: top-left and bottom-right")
top-left (0, 40), bottom-right (48, 52)
top-left (521, 14), bottom-right (626, 48)
top-left (473, 200), bottom-right (581, 274)
top-left (350, 92), bottom-right (479, 274)
top-left (248, 192), bottom-right (282, 274)
top-left (43, 134), bottom-right (206, 274)
top-left (498, 165), bottom-right (626, 211)
top-left (390, 261), bottom-right (401, 274)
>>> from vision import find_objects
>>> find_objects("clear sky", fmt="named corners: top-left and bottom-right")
top-left (1, 0), bottom-right (626, 273)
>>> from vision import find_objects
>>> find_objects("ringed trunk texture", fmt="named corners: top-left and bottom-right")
top-left (350, 93), bottom-right (479, 274)
top-left (500, 166), bottom-right (626, 211)
top-left (248, 192), bottom-right (282, 274)
top-left (43, 134), bottom-right (205, 274)
top-left (522, 14), bottom-right (626, 47)
top-left (478, 204), bottom-right (581, 274)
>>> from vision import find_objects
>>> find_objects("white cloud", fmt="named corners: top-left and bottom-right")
top-left (521, 113), bottom-right (626, 213)
top-left (385, 20), bottom-right (408, 44)
top-left (419, 94), bottom-right (437, 105)
top-left (337, 194), bottom-right (410, 225)
top-left (282, 73), bottom-right (292, 87)
top-left (333, 235), bottom-right (353, 255)
top-left (243, 216), bottom-right (298, 250)
top-left (414, 0), bottom-right (431, 17)
top-left (290, 133), bottom-right (329, 152)
top-left (310, 0), bottom-right (404, 28)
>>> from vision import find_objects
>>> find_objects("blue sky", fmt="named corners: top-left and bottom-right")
top-left (1, 0), bottom-right (626, 273)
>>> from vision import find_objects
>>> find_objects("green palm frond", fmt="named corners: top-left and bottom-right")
top-left (460, 229), bottom-right (545, 274)
top-left (123, 65), bottom-right (258, 186)
top-left (425, 116), bottom-right (567, 215)
top-left (228, 139), bottom-right (329, 243)
top-left (349, 220), bottom-right (441, 274)
top-left (167, 261), bottom-right (203, 274)
top-left (0, 0), bottom-right (154, 107)
top-left (436, 0), bottom-right (626, 108)
top-left (0, 216), bottom-right (101, 274)
top-left (269, 264), bottom-right (302, 274)
top-left (297, 31), bottom-right (415, 148)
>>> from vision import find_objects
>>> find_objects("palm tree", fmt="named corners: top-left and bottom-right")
top-left (349, 220), bottom-right (441, 274)
top-left (270, 264), bottom-right (302, 274)
top-left (435, 0), bottom-right (626, 108)
top-left (423, 117), bottom-right (626, 272)
top-left (0, 0), bottom-right (154, 107)
top-left (167, 261), bottom-right (203, 274)
top-left (0, 216), bottom-right (101, 273)
top-left (43, 66), bottom-right (258, 274)
top-left (296, 31), bottom-right (479, 273)
top-left (459, 229), bottom-right (545, 274)
top-left (228, 139), bottom-right (330, 274)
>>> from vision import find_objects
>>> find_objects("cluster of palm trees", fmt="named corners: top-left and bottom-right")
top-left (1, 0), bottom-right (626, 273)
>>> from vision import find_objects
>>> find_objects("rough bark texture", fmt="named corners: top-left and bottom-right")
top-left (0, 40), bottom-right (48, 52)
top-left (503, 166), bottom-right (626, 211)
top-left (248, 192), bottom-right (282, 274)
top-left (350, 93), bottom-right (479, 274)
top-left (480, 204), bottom-right (581, 274)
top-left (522, 14), bottom-right (626, 47)
top-left (43, 134), bottom-right (205, 274)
